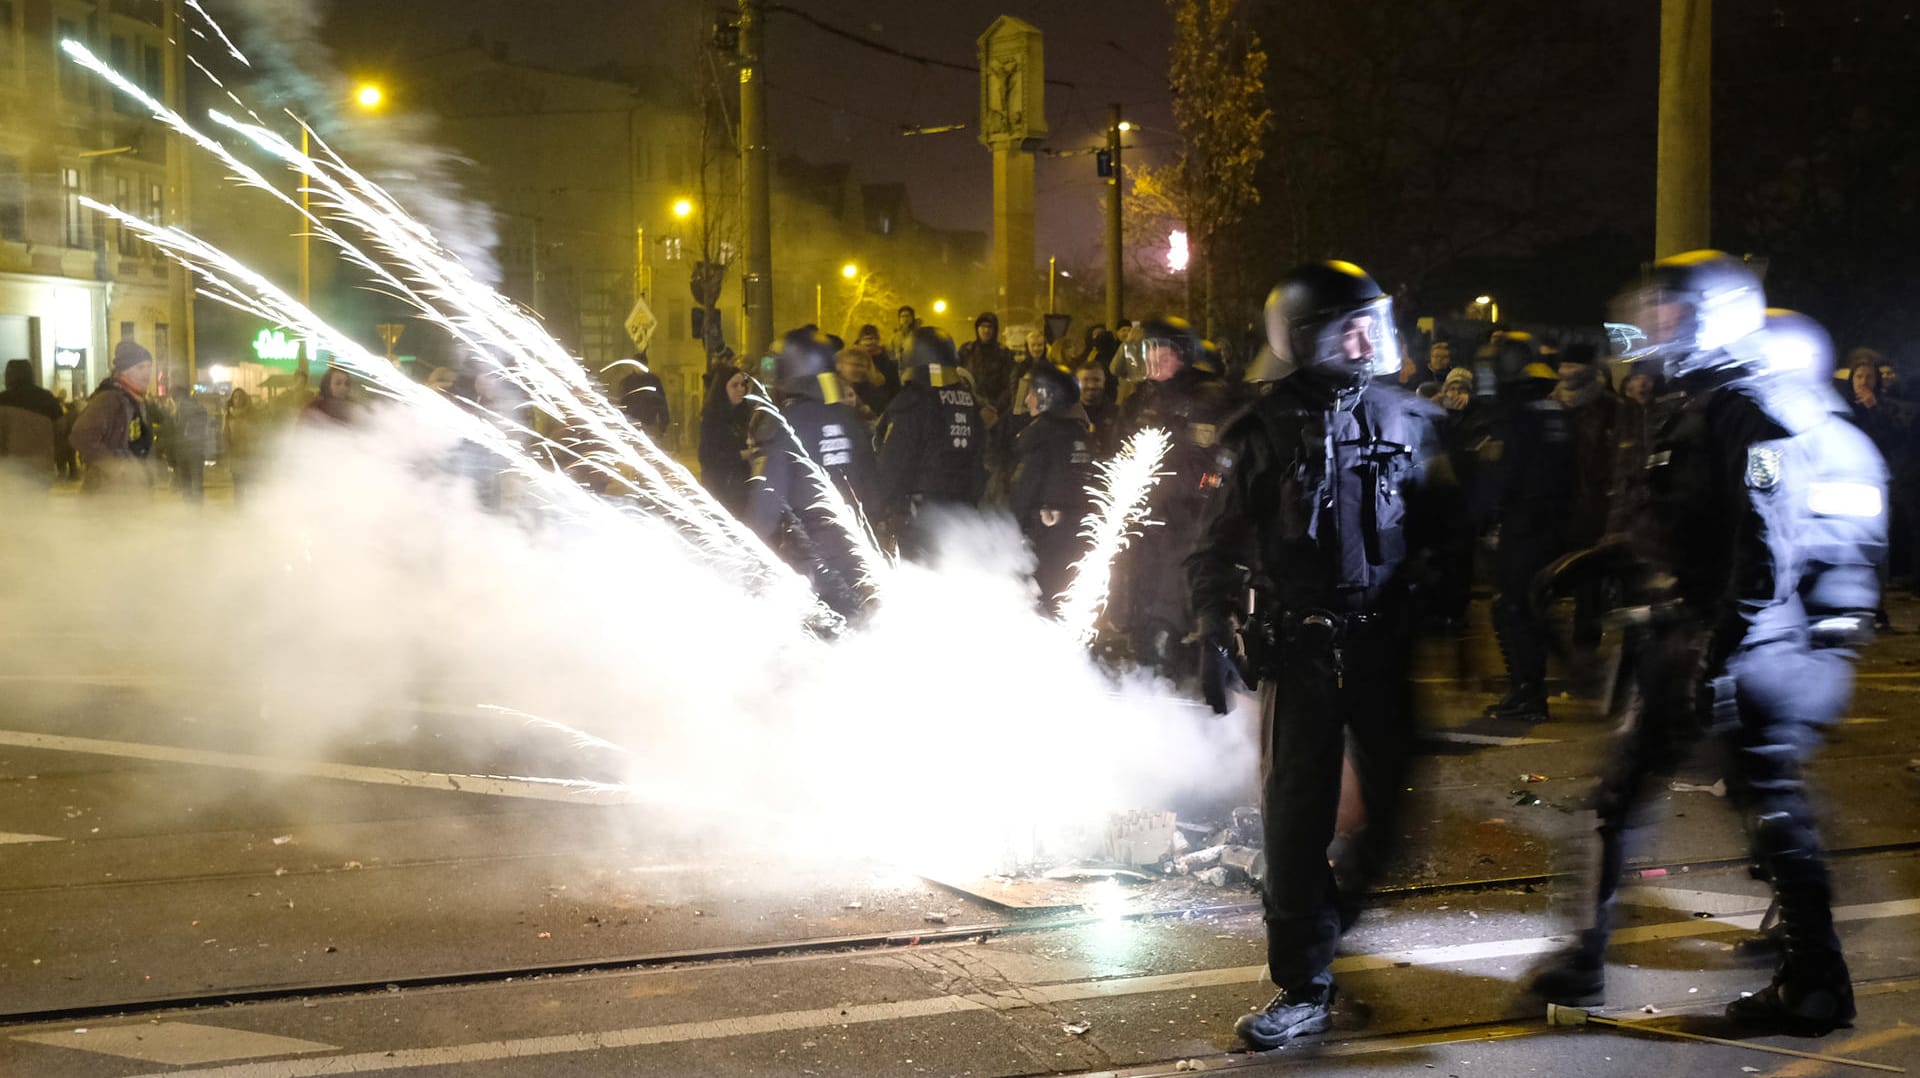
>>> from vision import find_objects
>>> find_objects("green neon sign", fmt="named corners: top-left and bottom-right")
top-left (251, 328), bottom-right (303, 362)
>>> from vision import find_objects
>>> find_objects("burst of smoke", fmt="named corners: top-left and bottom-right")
top-left (218, 0), bottom-right (502, 285)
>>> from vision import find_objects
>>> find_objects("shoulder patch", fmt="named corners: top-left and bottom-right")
top-left (1745, 445), bottom-right (1783, 491)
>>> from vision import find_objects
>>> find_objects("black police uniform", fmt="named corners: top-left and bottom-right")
top-left (1120, 363), bottom-right (1241, 671)
top-left (1011, 409), bottom-right (1094, 609)
top-left (1187, 375), bottom-right (1448, 1000)
top-left (746, 376), bottom-right (878, 618)
top-left (1538, 359), bottom-right (1886, 1032)
top-left (1486, 362), bottom-right (1574, 719)
top-left (875, 355), bottom-right (987, 559)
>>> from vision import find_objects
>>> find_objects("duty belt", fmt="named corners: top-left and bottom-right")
top-left (1270, 608), bottom-right (1393, 688)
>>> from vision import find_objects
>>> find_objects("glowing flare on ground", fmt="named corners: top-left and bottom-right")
top-left (1168, 230), bottom-right (1189, 274)
top-left (1055, 428), bottom-right (1173, 645)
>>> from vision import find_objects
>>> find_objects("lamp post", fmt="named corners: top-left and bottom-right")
top-left (301, 83), bottom-right (387, 311)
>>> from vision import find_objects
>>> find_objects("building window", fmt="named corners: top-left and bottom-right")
top-left (61, 167), bottom-right (86, 248)
top-left (143, 43), bottom-right (162, 98)
top-left (115, 175), bottom-right (137, 254)
top-left (120, 321), bottom-right (134, 341)
top-left (56, 19), bottom-right (87, 99)
top-left (0, 2), bottom-right (19, 81)
top-left (661, 236), bottom-right (683, 262)
top-left (0, 154), bottom-right (23, 241)
top-left (719, 241), bottom-right (736, 264)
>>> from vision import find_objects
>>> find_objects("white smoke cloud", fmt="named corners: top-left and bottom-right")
top-left (215, 0), bottom-right (503, 286)
top-left (0, 420), bottom-right (1257, 879)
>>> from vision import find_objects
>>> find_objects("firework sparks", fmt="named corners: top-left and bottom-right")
top-left (743, 391), bottom-right (892, 597)
top-left (1055, 428), bottom-right (1173, 646)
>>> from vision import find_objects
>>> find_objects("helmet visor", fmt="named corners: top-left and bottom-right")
top-left (1309, 296), bottom-right (1401, 380)
top-left (1610, 286), bottom-right (1690, 358)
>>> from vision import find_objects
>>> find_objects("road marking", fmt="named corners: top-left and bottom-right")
top-left (0, 832), bottom-right (61, 845)
top-left (15, 1022), bottom-right (335, 1065)
top-left (0, 730), bottom-right (635, 805)
top-left (1422, 732), bottom-right (1559, 748)
top-left (84, 898), bottom-right (1920, 1078)
top-left (1618, 885), bottom-right (1773, 917)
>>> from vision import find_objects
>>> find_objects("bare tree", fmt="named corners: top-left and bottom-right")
top-left (1168, 0), bottom-right (1272, 336)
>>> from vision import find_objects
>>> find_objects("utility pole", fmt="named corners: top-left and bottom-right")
top-left (1656, 0), bottom-right (1711, 258)
top-left (1105, 103), bottom-right (1123, 331)
top-left (738, 0), bottom-right (773, 362)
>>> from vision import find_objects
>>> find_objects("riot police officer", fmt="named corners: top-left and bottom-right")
top-left (1011, 361), bottom-right (1095, 610)
top-left (1187, 262), bottom-right (1451, 1049)
top-left (1482, 331), bottom-right (1574, 721)
top-left (746, 327), bottom-right (879, 617)
top-left (1529, 252), bottom-right (1886, 1035)
top-left (1120, 315), bottom-right (1242, 675)
top-left (874, 326), bottom-right (988, 556)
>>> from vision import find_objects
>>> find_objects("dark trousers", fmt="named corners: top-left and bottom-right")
top-left (1258, 619), bottom-right (1416, 993)
top-left (1492, 518), bottom-right (1564, 689)
top-left (1577, 627), bottom-right (1848, 973)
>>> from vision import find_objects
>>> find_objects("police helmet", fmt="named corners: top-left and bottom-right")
top-left (775, 327), bottom-right (841, 402)
top-left (1028, 361), bottom-right (1081, 415)
top-left (904, 326), bottom-right (961, 386)
top-left (1263, 261), bottom-right (1402, 387)
top-left (1480, 330), bottom-right (1555, 387)
top-left (1137, 316), bottom-right (1201, 377)
top-left (1615, 250), bottom-right (1766, 377)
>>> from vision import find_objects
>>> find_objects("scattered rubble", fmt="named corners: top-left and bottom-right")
top-left (1668, 779), bottom-right (1727, 797)
top-left (1062, 1020), bottom-right (1092, 1036)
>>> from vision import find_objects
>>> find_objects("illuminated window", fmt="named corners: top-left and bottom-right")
top-left (61, 167), bottom-right (85, 248)
top-left (661, 236), bottom-right (683, 262)
top-left (0, 153), bottom-right (22, 241)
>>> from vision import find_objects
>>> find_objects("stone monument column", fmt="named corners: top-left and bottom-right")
top-left (977, 17), bottom-right (1046, 327)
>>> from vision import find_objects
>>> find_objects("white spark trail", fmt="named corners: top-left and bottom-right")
top-left (744, 391), bottom-right (892, 595)
top-left (1055, 428), bottom-right (1173, 646)
top-left (475, 704), bottom-right (635, 758)
top-left (184, 0), bottom-right (251, 67)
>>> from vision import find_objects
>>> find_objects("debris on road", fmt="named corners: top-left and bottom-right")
top-left (1518, 774), bottom-right (1548, 784)
top-left (1105, 810), bottom-right (1179, 866)
top-left (1062, 1020), bottom-right (1092, 1035)
top-left (1668, 779), bottom-right (1727, 797)
top-left (271, 835), bottom-right (292, 845)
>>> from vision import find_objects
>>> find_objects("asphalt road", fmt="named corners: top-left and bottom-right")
top-left (1, 595), bottom-right (1916, 1077)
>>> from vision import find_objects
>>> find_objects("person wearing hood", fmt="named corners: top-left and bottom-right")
top-left (1011, 362), bottom-right (1095, 610)
top-left (875, 326), bottom-right (987, 553)
top-left (70, 340), bottom-right (158, 493)
top-left (697, 358), bottom-right (753, 512)
top-left (957, 311), bottom-right (1017, 428)
top-left (619, 355), bottom-right (671, 442)
top-left (1083, 329), bottom-right (1122, 405)
top-left (746, 328), bottom-right (878, 617)
top-left (0, 359), bottom-right (63, 487)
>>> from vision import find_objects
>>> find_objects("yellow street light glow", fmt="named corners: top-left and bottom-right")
top-left (1117, 121), bottom-right (1133, 132)
top-left (354, 83), bottom-right (384, 109)
top-left (1474, 294), bottom-right (1493, 305)
top-left (672, 198), bottom-right (694, 219)
top-left (932, 299), bottom-right (948, 314)
top-left (841, 262), bottom-right (859, 279)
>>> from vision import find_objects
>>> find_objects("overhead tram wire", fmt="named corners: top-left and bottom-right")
top-left (764, 3), bottom-right (1078, 89)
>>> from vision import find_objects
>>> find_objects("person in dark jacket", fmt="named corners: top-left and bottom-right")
top-left (620, 355), bottom-right (671, 442)
top-left (1012, 362), bottom-right (1094, 610)
top-left (1084, 330), bottom-right (1122, 406)
top-left (1118, 315), bottom-right (1243, 675)
top-left (70, 340), bottom-right (157, 493)
top-left (166, 390), bottom-right (212, 503)
top-left (746, 328), bottom-right (878, 617)
top-left (0, 359), bottom-right (63, 487)
top-left (697, 360), bottom-right (752, 513)
top-left (1077, 362), bottom-right (1121, 459)
top-left (1847, 356), bottom-right (1915, 617)
top-left (957, 311), bottom-right (1017, 428)
top-left (1187, 261), bottom-right (1452, 1050)
top-left (1482, 333), bottom-right (1574, 721)
top-left (1553, 345), bottom-right (1620, 673)
top-left (875, 326), bottom-right (987, 555)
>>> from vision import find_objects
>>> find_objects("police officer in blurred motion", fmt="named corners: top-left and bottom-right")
top-left (746, 327), bottom-right (879, 618)
top-left (1011, 361), bottom-right (1094, 610)
top-left (1187, 262), bottom-right (1452, 1049)
top-left (875, 326), bottom-right (987, 556)
top-left (1481, 331), bottom-right (1574, 721)
top-left (1119, 315), bottom-right (1241, 675)
top-left (1530, 252), bottom-right (1886, 1036)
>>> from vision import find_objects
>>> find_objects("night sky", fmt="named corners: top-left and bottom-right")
top-left (321, 0), bottom-right (1180, 267)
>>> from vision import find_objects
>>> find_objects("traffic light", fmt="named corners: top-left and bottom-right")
top-left (1095, 150), bottom-right (1113, 178)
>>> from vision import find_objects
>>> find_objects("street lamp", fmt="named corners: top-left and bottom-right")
top-left (354, 83), bottom-right (384, 110)
top-left (672, 197), bottom-right (694, 220)
top-left (932, 299), bottom-right (948, 315)
top-left (1471, 294), bottom-right (1500, 323)
top-left (841, 262), bottom-right (859, 280)
top-left (301, 83), bottom-right (389, 311)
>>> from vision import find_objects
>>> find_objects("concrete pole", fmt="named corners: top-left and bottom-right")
top-left (1655, 0), bottom-right (1711, 258)
top-left (991, 146), bottom-right (1036, 324)
top-left (1105, 103), bottom-right (1124, 331)
top-left (739, 0), bottom-right (774, 361)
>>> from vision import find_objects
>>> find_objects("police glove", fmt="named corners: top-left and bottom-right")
top-left (1199, 633), bottom-right (1249, 715)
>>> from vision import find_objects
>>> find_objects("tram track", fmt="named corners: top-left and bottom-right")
top-left (4, 841), bottom-right (1915, 1032)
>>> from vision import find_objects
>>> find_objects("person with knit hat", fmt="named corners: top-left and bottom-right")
top-left (69, 340), bottom-right (157, 492)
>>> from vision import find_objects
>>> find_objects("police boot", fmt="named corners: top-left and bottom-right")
top-left (1725, 955), bottom-right (1855, 1034)
top-left (1525, 930), bottom-right (1607, 1007)
top-left (1234, 982), bottom-right (1336, 1050)
top-left (1484, 682), bottom-right (1550, 722)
